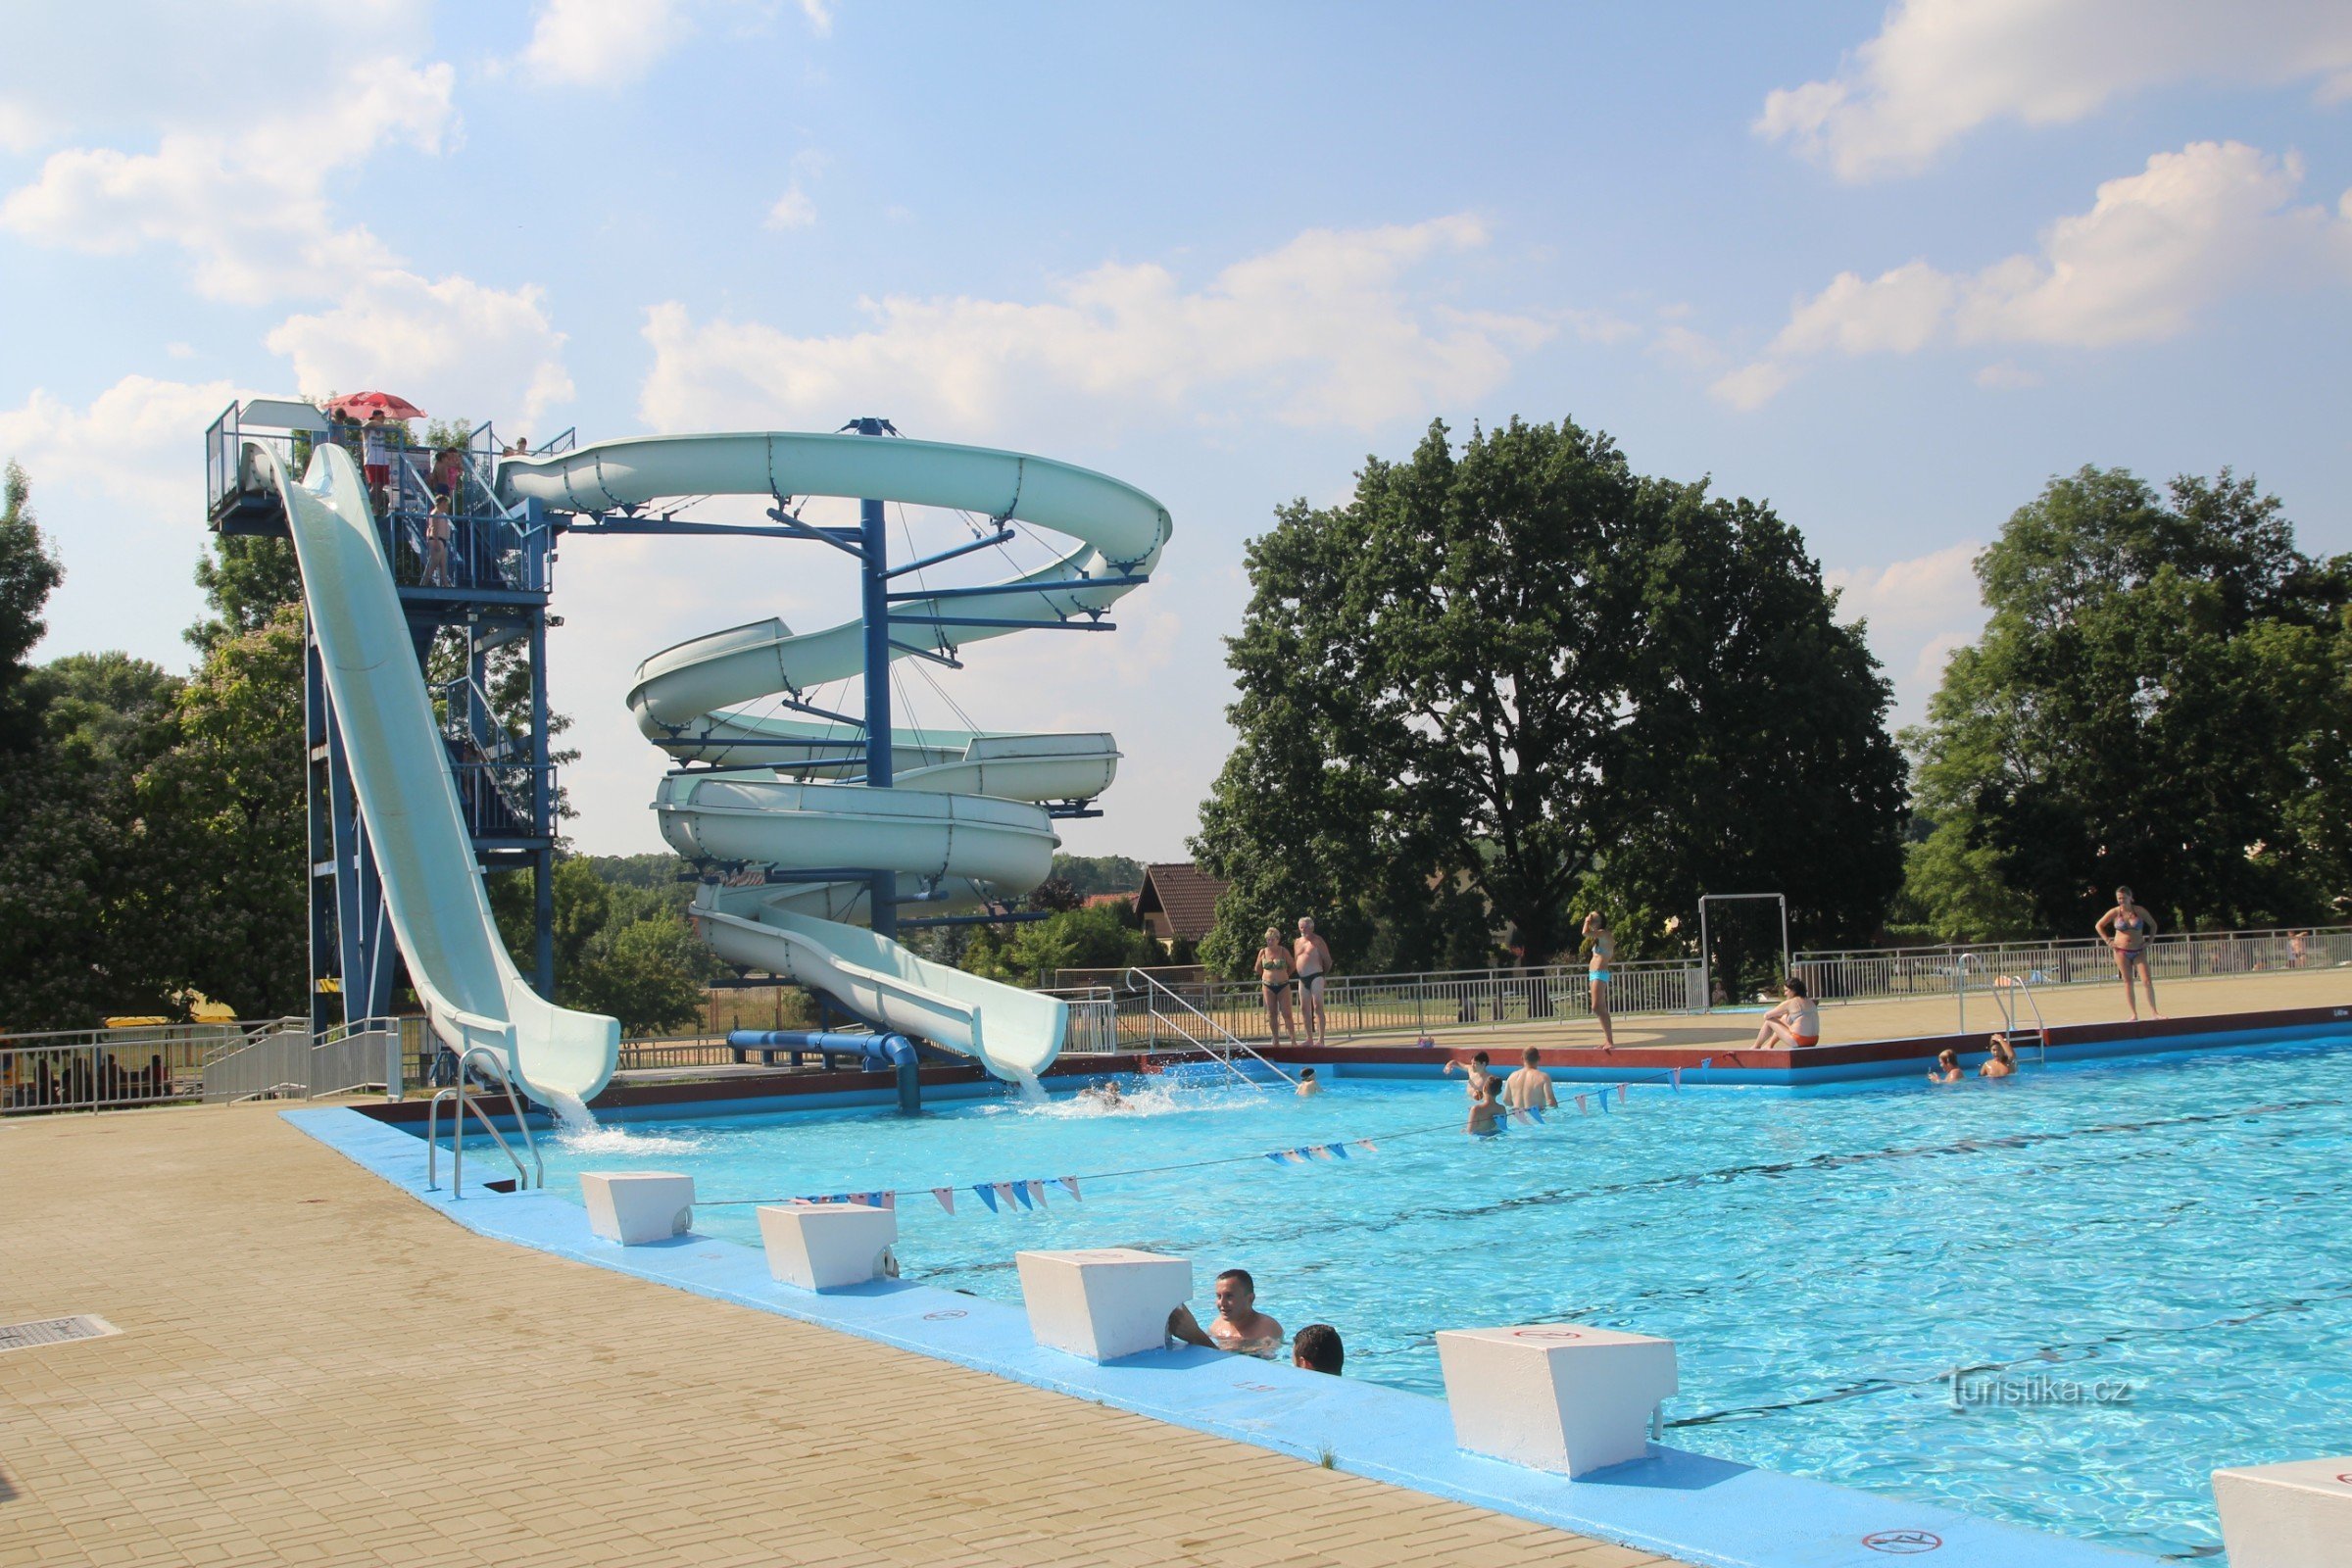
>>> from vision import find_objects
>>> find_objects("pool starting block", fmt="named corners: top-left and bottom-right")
top-left (2213, 1457), bottom-right (2352, 1567)
top-left (757, 1201), bottom-right (898, 1292)
top-left (579, 1171), bottom-right (695, 1245)
top-left (1436, 1323), bottom-right (1677, 1478)
top-left (1016, 1248), bottom-right (1192, 1361)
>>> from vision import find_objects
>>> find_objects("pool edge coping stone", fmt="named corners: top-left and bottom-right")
top-left (283, 1104), bottom-right (2147, 1568)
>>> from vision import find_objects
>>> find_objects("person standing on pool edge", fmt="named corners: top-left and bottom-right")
top-left (1582, 910), bottom-right (1617, 1051)
top-left (1294, 916), bottom-right (1334, 1048)
top-left (1256, 925), bottom-right (1300, 1050)
top-left (2095, 886), bottom-right (2163, 1021)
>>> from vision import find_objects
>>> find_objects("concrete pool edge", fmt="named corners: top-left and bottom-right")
top-left (285, 1105), bottom-right (2145, 1568)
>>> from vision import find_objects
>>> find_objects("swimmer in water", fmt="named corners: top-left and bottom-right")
top-left (1078, 1079), bottom-right (1126, 1110)
top-left (1166, 1268), bottom-right (1285, 1358)
top-left (1980, 1036), bottom-right (2017, 1079)
top-left (1929, 1048), bottom-right (1963, 1084)
top-left (1295, 1066), bottom-right (1322, 1098)
top-left (1501, 1046), bottom-right (1558, 1111)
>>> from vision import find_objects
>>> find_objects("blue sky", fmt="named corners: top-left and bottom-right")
top-left (4, 1), bottom-right (2348, 859)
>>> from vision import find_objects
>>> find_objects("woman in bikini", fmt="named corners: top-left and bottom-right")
top-left (1256, 925), bottom-right (1300, 1050)
top-left (1751, 977), bottom-right (1820, 1051)
top-left (2093, 886), bottom-right (2162, 1020)
top-left (1581, 911), bottom-right (1617, 1051)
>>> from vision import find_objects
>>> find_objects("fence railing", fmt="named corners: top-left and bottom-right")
top-left (1794, 926), bottom-right (2352, 1007)
top-left (201, 1017), bottom-right (398, 1103)
top-left (2, 1018), bottom-right (309, 1114)
top-left (1047, 959), bottom-right (1700, 1053)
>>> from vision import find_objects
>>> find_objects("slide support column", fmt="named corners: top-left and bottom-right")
top-left (853, 416), bottom-right (897, 941)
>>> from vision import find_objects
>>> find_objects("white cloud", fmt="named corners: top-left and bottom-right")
top-left (0, 61), bottom-right (452, 304)
top-left (1759, 0), bottom-right (2352, 180)
top-left (765, 186), bottom-right (817, 229)
top-left (0, 96), bottom-right (48, 155)
top-left (639, 215), bottom-right (1551, 433)
top-left (0, 374), bottom-right (241, 514)
top-left (799, 0), bottom-right (835, 37)
top-left (1959, 142), bottom-right (2340, 346)
top-left (1825, 540), bottom-right (1987, 720)
top-left (517, 0), bottom-right (690, 87)
top-left (1973, 361), bottom-right (2041, 389)
top-left (1771, 261), bottom-right (1956, 356)
top-left (1708, 361), bottom-right (1795, 411)
top-left (1726, 142), bottom-right (2352, 407)
top-left (1648, 322), bottom-right (1725, 372)
top-left (266, 271), bottom-right (574, 428)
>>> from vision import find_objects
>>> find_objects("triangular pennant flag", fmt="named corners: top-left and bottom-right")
top-left (998, 1181), bottom-right (1024, 1211)
top-left (933, 1187), bottom-right (956, 1215)
top-left (1306, 1145), bottom-right (1334, 1160)
top-left (1326, 1143), bottom-right (1348, 1159)
top-left (1598, 1092), bottom-right (1611, 1114)
top-left (1025, 1179), bottom-right (1049, 1208)
top-left (1265, 1152), bottom-right (1289, 1165)
top-left (1575, 1094), bottom-right (1589, 1114)
top-left (1528, 1105), bottom-right (1545, 1123)
top-left (972, 1183), bottom-right (999, 1213)
top-left (863, 1191), bottom-right (884, 1209)
top-left (1354, 1139), bottom-right (1378, 1153)
top-left (879, 1191), bottom-right (897, 1210)
top-left (1618, 1083), bottom-right (1629, 1103)
top-left (1059, 1176), bottom-right (1081, 1200)
top-left (791, 1196), bottom-right (816, 1206)
top-left (1670, 1068), bottom-right (1683, 1092)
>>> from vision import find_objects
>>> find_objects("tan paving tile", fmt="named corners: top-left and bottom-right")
top-left (0, 1101), bottom-right (1686, 1568)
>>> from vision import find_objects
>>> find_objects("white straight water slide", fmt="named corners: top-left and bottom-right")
top-left (258, 441), bottom-right (621, 1102)
top-left (499, 432), bottom-right (1171, 1086)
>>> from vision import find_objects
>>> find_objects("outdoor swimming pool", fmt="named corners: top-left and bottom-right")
top-left (528, 1039), bottom-right (2352, 1560)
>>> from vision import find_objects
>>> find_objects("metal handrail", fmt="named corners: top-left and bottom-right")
top-left (1953, 952), bottom-right (1985, 1035)
top-left (1122, 968), bottom-right (1299, 1089)
top-left (1991, 974), bottom-right (2049, 1062)
top-left (425, 1045), bottom-right (542, 1198)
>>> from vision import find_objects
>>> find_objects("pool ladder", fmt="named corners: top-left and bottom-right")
top-left (424, 1045), bottom-right (544, 1198)
top-left (1990, 973), bottom-right (2050, 1062)
top-left (1123, 968), bottom-right (1300, 1090)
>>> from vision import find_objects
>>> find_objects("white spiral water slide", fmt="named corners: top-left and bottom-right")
top-left (499, 431), bottom-right (1171, 1087)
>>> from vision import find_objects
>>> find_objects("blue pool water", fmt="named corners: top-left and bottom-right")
top-left (526, 1040), bottom-right (2352, 1560)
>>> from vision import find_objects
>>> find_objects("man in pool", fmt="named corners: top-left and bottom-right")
top-left (1296, 1066), bottom-right (1322, 1098)
top-left (1293, 1323), bottom-right (1344, 1375)
top-left (1166, 1268), bottom-right (1285, 1357)
top-left (1502, 1046), bottom-right (1557, 1111)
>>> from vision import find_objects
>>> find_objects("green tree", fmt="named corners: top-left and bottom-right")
top-left (188, 535), bottom-right (302, 654)
top-left (961, 903), bottom-right (1160, 987)
top-left (1904, 466), bottom-right (2351, 939)
top-left (493, 857), bottom-right (716, 1034)
top-left (1194, 416), bottom-right (1905, 978)
top-left (1049, 854), bottom-right (1145, 896)
top-left (137, 606), bottom-right (312, 1017)
top-left (0, 460), bottom-right (64, 751)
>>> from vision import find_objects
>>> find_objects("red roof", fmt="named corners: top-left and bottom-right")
top-left (1135, 862), bottom-right (1228, 941)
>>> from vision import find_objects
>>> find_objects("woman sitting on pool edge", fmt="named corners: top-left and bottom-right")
top-left (1751, 977), bottom-right (1820, 1050)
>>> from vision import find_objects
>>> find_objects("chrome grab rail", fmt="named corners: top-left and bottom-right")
top-left (1122, 969), bottom-right (1299, 1089)
top-left (425, 1045), bottom-right (542, 1198)
top-left (1991, 973), bottom-right (2049, 1062)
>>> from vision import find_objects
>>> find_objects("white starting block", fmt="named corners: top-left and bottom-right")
top-left (579, 1171), bottom-right (696, 1246)
top-left (1436, 1324), bottom-right (1677, 1477)
top-left (2214, 1457), bottom-right (2352, 1567)
top-left (757, 1202), bottom-right (898, 1292)
top-left (1016, 1248), bottom-right (1192, 1361)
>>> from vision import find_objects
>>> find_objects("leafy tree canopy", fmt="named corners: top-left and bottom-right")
top-left (1903, 466), bottom-right (2352, 938)
top-left (1193, 416), bottom-right (1907, 979)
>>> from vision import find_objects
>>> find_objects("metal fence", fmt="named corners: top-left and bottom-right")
top-left (201, 1017), bottom-right (399, 1102)
top-left (1048, 959), bottom-right (1701, 1052)
top-left (1, 1018), bottom-right (308, 1114)
top-left (1795, 926), bottom-right (2352, 1007)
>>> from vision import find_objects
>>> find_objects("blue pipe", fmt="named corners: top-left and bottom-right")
top-left (728, 1030), bottom-right (918, 1068)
